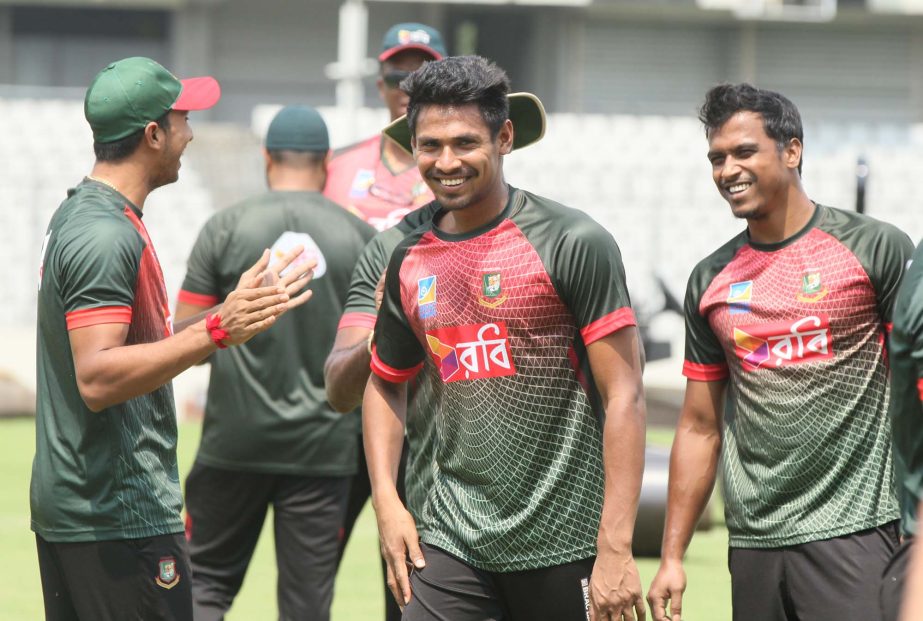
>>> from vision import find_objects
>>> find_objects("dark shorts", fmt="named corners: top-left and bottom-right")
top-left (402, 543), bottom-right (594, 621)
top-left (36, 531), bottom-right (192, 621)
top-left (880, 536), bottom-right (914, 621)
top-left (728, 521), bottom-right (900, 621)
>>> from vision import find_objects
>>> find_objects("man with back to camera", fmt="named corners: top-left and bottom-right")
top-left (365, 55), bottom-right (648, 621)
top-left (881, 238), bottom-right (923, 621)
top-left (323, 21), bottom-right (445, 621)
top-left (647, 83), bottom-right (913, 621)
top-left (324, 21), bottom-right (445, 232)
top-left (31, 56), bottom-right (313, 621)
top-left (174, 105), bottom-right (375, 620)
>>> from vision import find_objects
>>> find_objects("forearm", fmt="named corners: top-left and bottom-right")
top-left (325, 332), bottom-right (373, 412)
top-left (173, 303), bottom-right (218, 332)
top-left (363, 374), bottom-right (408, 509)
top-left (660, 422), bottom-right (721, 562)
top-left (597, 388), bottom-right (647, 553)
top-left (77, 320), bottom-right (215, 411)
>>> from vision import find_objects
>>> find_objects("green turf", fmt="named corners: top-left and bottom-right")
top-left (1, 418), bottom-right (731, 620)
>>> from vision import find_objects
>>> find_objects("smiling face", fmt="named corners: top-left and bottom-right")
top-left (706, 111), bottom-right (802, 221)
top-left (412, 102), bottom-right (513, 214)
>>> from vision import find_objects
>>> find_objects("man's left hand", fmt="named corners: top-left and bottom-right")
top-left (590, 545), bottom-right (646, 621)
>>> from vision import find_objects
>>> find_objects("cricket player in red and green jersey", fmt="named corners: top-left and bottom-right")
top-left (365, 56), bottom-right (647, 621)
top-left (31, 57), bottom-right (312, 621)
top-left (648, 83), bottom-right (913, 621)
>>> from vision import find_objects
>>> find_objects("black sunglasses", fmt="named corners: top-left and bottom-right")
top-left (382, 70), bottom-right (412, 89)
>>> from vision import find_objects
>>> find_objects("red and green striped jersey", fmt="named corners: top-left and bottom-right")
top-left (372, 187), bottom-right (636, 572)
top-left (31, 179), bottom-right (182, 542)
top-left (888, 240), bottom-right (923, 536)
top-left (324, 135), bottom-right (432, 231)
top-left (179, 191), bottom-right (375, 476)
top-left (684, 204), bottom-right (912, 548)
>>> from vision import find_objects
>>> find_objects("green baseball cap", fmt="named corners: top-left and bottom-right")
top-left (379, 23), bottom-right (445, 62)
top-left (265, 105), bottom-right (329, 152)
top-left (85, 56), bottom-right (221, 143)
top-left (383, 92), bottom-right (547, 155)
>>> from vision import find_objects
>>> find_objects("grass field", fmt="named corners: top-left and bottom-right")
top-left (1, 418), bottom-right (732, 619)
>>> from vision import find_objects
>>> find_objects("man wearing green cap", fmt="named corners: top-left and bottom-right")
top-left (32, 57), bottom-right (314, 621)
top-left (174, 104), bottom-right (375, 621)
top-left (365, 55), bottom-right (647, 621)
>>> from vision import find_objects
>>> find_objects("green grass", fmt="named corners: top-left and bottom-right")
top-left (1, 419), bottom-right (731, 620)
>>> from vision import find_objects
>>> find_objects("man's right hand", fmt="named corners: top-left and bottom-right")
top-left (219, 247), bottom-right (316, 346)
top-left (647, 560), bottom-right (687, 621)
top-left (375, 498), bottom-right (425, 608)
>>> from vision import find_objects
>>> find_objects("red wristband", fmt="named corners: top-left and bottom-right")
top-left (205, 313), bottom-right (229, 349)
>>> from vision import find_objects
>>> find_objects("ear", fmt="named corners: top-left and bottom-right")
top-left (323, 149), bottom-right (332, 169)
top-left (143, 121), bottom-right (163, 150)
top-left (262, 147), bottom-right (272, 168)
top-left (497, 119), bottom-right (514, 156)
top-left (783, 137), bottom-right (802, 171)
top-left (376, 76), bottom-right (386, 100)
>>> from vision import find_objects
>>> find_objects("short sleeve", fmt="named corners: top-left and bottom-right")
top-left (178, 217), bottom-right (224, 307)
top-left (552, 217), bottom-right (637, 345)
top-left (897, 245), bottom-right (923, 399)
top-left (339, 230), bottom-right (394, 331)
top-left (370, 242), bottom-right (425, 383)
top-left (682, 268), bottom-right (729, 381)
top-left (867, 224), bottom-right (915, 327)
top-left (60, 218), bottom-right (142, 329)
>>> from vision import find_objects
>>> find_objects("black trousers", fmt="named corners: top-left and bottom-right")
top-left (338, 434), bottom-right (409, 621)
top-left (402, 543), bottom-right (595, 621)
top-left (37, 531), bottom-right (192, 621)
top-left (184, 461), bottom-right (349, 621)
top-left (728, 521), bottom-right (900, 621)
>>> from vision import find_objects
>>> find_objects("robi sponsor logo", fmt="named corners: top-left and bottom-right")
top-left (733, 314), bottom-right (833, 372)
top-left (425, 322), bottom-right (516, 383)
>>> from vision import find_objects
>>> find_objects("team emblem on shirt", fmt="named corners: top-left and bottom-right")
top-left (727, 281), bottom-right (753, 315)
top-left (733, 314), bottom-right (833, 371)
top-left (418, 275), bottom-right (437, 319)
top-left (797, 269), bottom-right (829, 303)
top-left (478, 272), bottom-right (508, 309)
top-left (425, 322), bottom-right (516, 382)
top-left (155, 557), bottom-right (180, 589)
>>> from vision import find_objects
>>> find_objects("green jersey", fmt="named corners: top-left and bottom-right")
top-left (32, 179), bottom-right (183, 542)
top-left (340, 203), bottom-right (439, 522)
top-left (684, 204), bottom-right (912, 547)
top-left (888, 240), bottom-right (923, 536)
top-left (372, 187), bottom-right (637, 572)
top-left (179, 191), bottom-right (375, 476)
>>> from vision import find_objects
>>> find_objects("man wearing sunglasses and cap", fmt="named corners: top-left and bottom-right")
top-left (30, 57), bottom-right (313, 621)
top-left (364, 55), bottom-right (647, 621)
top-left (324, 22), bottom-right (446, 232)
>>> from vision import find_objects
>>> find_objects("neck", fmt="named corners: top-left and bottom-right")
top-left (89, 161), bottom-right (152, 209)
top-left (747, 184), bottom-right (815, 245)
top-left (381, 136), bottom-right (415, 173)
top-left (267, 166), bottom-right (325, 192)
top-left (439, 181), bottom-right (509, 235)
